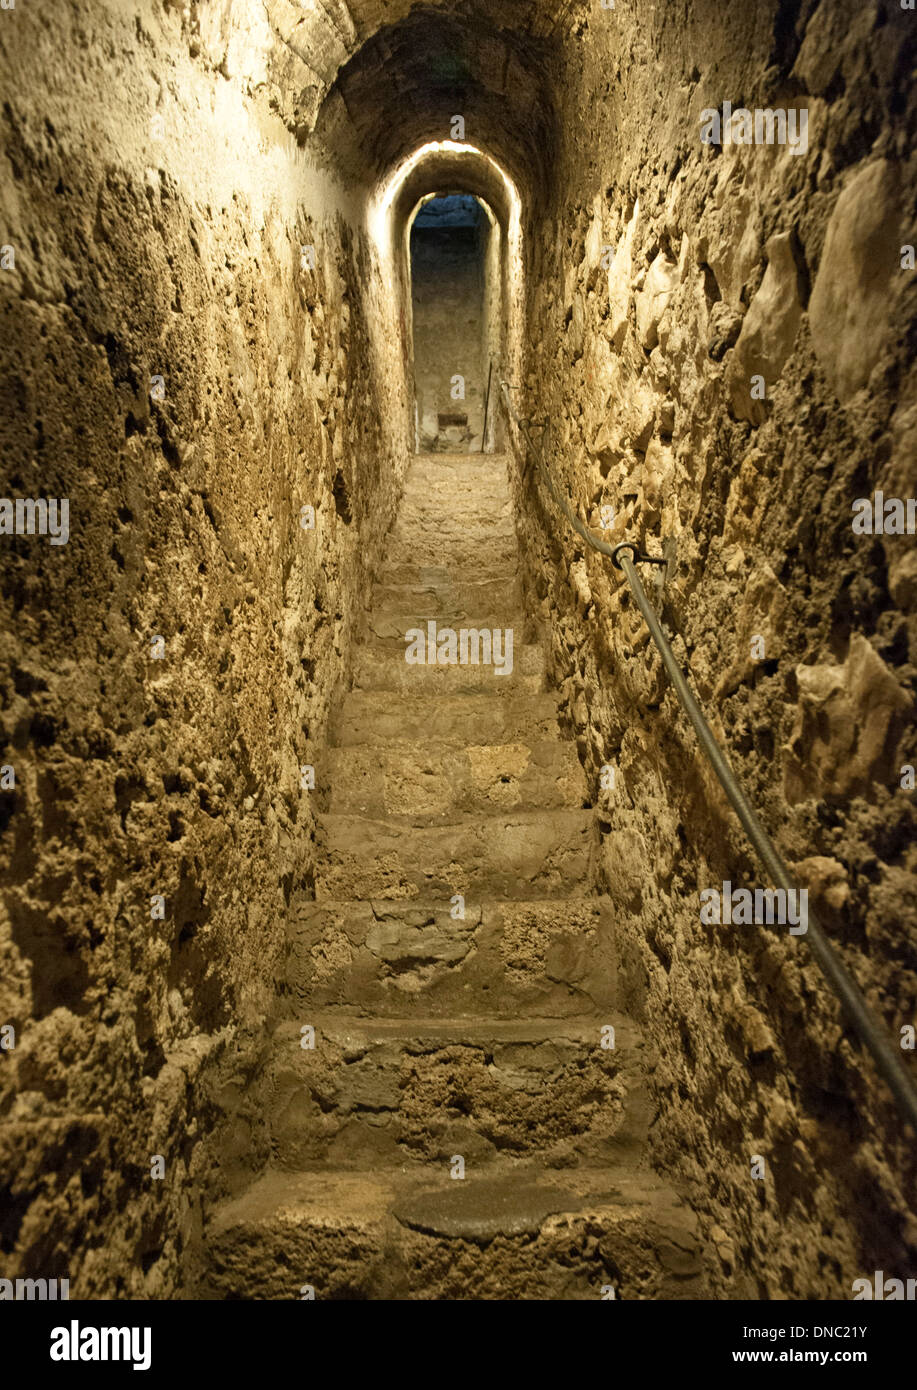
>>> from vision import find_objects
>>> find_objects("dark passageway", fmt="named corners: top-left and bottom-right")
top-left (410, 194), bottom-right (491, 453)
top-left (0, 0), bottom-right (916, 1325)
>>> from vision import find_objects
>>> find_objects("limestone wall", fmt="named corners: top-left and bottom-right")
top-left (2, 0), bottom-right (914, 1306)
top-left (511, 0), bottom-right (917, 1297)
top-left (0, 0), bottom-right (407, 1296)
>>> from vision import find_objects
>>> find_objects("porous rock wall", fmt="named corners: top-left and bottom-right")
top-left (0, 0), bottom-right (406, 1296)
top-left (511, 0), bottom-right (917, 1298)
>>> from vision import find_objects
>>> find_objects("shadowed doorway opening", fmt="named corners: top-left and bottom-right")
top-left (409, 193), bottom-right (498, 453)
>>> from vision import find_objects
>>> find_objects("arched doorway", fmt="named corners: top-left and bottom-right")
top-left (409, 192), bottom-right (497, 453)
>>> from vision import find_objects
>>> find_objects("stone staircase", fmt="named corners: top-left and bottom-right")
top-left (200, 454), bottom-right (708, 1300)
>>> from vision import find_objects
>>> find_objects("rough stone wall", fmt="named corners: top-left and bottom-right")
top-left (481, 210), bottom-right (504, 452)
top-left (511, 0), bottom-right (917, 1298)
top-left (0, 0), bottom-right (406, 1297)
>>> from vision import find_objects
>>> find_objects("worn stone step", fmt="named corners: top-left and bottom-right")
top-left (371, 575), bottom-right (523, 619)
top-left (325, 741), bottom-right (587, 819)
top-left (397, 456), bottom-right (512, 492)
top-left (392, 478), bottom-right (513, 509)
top-left (400, 451), bottom-right (511, 472)
top-left (332, 691), bottom-right (563, 747)
top-left (377, 561), bottom-right (520, 588)
top-left (352, 640), bottom-right (542, 693)
top-left (368, 608), bottom-right (527, 641)
top-left (282, 898), bottom-right (616, 1017)
top-left (267, 1013), bottom-right (643, 1170)
top-left (315, 809), bottom-right (595, 899)
top-left (391, 463), bottom-right (515, 535)
top-left (394, 501), bottom-right (513, 526)
top-left (379, 537), bottom-right (519, 583)
top-left (389, 515), bottom-right (515, 545)
top-left (200, 1165), bottom-right (709, 1300)
top-left (390, 508), bottom-right (514, 535)
top-left (390, 499), bottom-right (514, 522)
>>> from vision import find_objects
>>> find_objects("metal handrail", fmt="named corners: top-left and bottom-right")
top-left (500, 379), bottom-right (917, 1136)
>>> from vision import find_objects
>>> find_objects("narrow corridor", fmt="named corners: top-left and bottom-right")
top-left (1, 0), bottom-right (915, 1317)
top-left (205, 453), bottom-right (704, 1299)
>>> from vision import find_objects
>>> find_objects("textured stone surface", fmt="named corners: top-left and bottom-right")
top-left (199, 447), bottom-right (703, 1298)
top-left (326, 741), bottom-right (586, 816)
top-left (202, 1166), bottom-right (707, 1300)
top-left (3, 0), bottom-right (914, 1307)
top-left (284, 897), bottom-right (617, 1016)
top-left (511, 0), bottom-right (917, 1302)
top-left (808, 160), bottom-right (905, 405)
top-left (267, 1014), bottom-right (636, 1168)
top-left (333, 691), bottom-right (561, 746)
top-left (726, 233), bottom-right (804, 424)
top-left (0, 0), bottom-right (408, 1297)
top-left (316, 808), bottom-right (595, 899)
top-left (392, 1178), bottom-right (582, 1240)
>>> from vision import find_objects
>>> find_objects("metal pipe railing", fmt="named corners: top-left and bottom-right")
top-left (500, 379), bottom-right (917, 1136)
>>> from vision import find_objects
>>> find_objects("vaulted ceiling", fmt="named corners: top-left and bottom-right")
top-left (315, 4), bottom-right (561, 198)
top-left (194, 0), bottom-right (576, 200)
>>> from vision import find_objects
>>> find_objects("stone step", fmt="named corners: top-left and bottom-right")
top-left (394, 497), bottom-right (513, 521)
top-left (324, 741), bottom-right (587, 819)
top-left (393, 474), bottom-right (513, 502)
top-left (384, 515), bottom-right (515, 542)
top-left (282, 898), bottom-right (617, 1017)
top-left (377, 563), bottom-right (520, 589)
top-left (388, 512), bottom-right (515, 543)
top-left (397, 456), bottom-right (512, 490)
top-left (352, 640), bottom-right (542, 693)
top-left (315, 809), bottom-right (595, 900)
top-left (379, 537), bottom-right (519, 583)
top-left (400, 451), bottom-right (511, 471)
top-left (402, 454), bottom-right (503, 466)
top-left (391, 507), bottom-right (514, 532)
top-left (200, 1165), bottom-right (709, 1300)
top-left (392, 461), bottom-right (515, 535)
top-left (368, 608), bottom-right (526, 642)
top-left (371, 575), bottom-right (524, 619)
top-left (331, 691), bottom-right (563, 747)
top-left (267, 1014), bottom-right (644, 1171)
